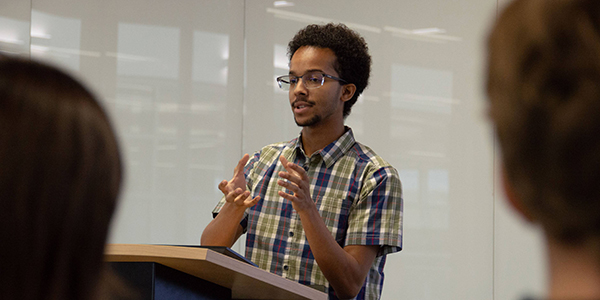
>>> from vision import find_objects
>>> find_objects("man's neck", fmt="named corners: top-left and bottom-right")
top-left (546, 236), bottom-right (600, 299)
top-left (300, 122), bottom-right (346, 157)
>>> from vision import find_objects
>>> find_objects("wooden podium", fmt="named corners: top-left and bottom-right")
top-left (105, 244), bottom-right (327, 300)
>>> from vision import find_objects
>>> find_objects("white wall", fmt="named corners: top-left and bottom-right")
top-left (0, 0), bottom-right (546, 299)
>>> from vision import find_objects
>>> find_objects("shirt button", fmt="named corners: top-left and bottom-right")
top-left (283, 265), bottom-right (289, 271)
top-left (289, 231), bottom-right (294, 237)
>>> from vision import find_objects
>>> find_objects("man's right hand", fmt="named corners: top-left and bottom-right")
top-left (201, 154), bottom-right (260, 247)
top-left (218, 154), bottom-right (260, 209)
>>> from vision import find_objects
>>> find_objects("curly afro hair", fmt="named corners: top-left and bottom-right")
top-left (288, 23), bottom-right (371, 118)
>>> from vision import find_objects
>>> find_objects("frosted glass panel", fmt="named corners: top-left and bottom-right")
top-left (391, 64), bottom-right (453, 114)
top-left (0, 0), bottom-right (30, 55)
top-left (0, 16), bottom-right (30, 55)
top-left (116, 23), bottom-right (180, 78)
top-left (30, 10), bottom-right (82, 71)
top-left (192, 31), bottom-right (229, 85)
top-left (30, 0), bottom-right (245, 245)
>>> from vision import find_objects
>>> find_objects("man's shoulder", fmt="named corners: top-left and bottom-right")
top-left (251, 139), bottom-right (296, 163)
top-left (260, 140), bottom-right (293, 150)
top-left (258, 139), bottom-right (293, 153)
top-left (348, 141), bottom-right (397, 172)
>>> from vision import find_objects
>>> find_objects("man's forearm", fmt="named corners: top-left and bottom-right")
top-left (200, 203), bottom-right (245, 247)
top-left (298, 207), bottom-right (377, 299)
top-left (276, 156), bottom-right (377, 298)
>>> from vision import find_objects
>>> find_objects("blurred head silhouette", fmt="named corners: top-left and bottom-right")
top-left (487, 0), bottom-right (600, 298)
top-left (0, 56), bottom-right (122, 300)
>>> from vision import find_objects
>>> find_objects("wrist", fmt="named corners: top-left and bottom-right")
top-left (220, 201), bottom-right (248, 219)
top-left (295, 201), bottom-right (320, 219)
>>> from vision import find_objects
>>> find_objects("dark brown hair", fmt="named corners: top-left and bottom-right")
top-left (487, 0), bottom-right (600, 244)
top-left (0, 57), bottom-right (122, 300)
top-left (288, 23), bottom-right (371, 118)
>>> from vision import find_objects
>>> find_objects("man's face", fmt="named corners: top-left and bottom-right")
top-left (288, 46), bottom-right (345, 128)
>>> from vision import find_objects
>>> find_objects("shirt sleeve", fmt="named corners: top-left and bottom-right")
top-left (345, 165), bottom-right (403, 256)
top-left (211, 152), bottom-right (262, 232)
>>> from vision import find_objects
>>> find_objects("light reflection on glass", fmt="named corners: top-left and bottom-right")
top-left (391, 64), bottom-right (454, 114)
top-left (193, 31), bottom-right (229, 85)
top-left (116, 23), bottom-right (180, 79)
top-left (30, 10), bottom-right (82, 71)
top-left (0, 17), bottom-right (28, 49)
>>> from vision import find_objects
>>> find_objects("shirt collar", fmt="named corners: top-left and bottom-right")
top-left (292, 126), bottom-right (356, 168)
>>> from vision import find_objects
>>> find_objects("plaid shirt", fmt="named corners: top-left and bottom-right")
top-left (213, 127), bottom-right (403, 300)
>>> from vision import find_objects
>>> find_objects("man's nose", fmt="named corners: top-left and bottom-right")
top-left (292, 78), bottom-right (308, 95)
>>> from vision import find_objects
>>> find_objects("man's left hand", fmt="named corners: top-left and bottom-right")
top-left (277, 155), bottom-right (315, 213)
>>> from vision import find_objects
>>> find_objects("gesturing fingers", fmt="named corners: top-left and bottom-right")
top-left (235, 193), bottom-right (261, 208)
top-left (225, 188), bottom-right (245, 203)
top-left (218, 154), bottom-right (251, 197)
top-left (218, 180), bottom-right (230, 194)
top-left (225, 188), bottom-right (261, 208)
top-left (277, 178), bottom-right (300, 194)
top-left (278, 171), bottom-right (308, 193)
top-left (277, 189), bottom-right (297, 202)
top-left (278, 155), bottom-right (308, 182)
top-left (276, 156), bottom-right (318, 213)
top-left (246, 195), bottom-right (261, 207)
top-left (234, 154), bottom-right (250, 176)
top-left (277, 155), bottom-right (311, 199)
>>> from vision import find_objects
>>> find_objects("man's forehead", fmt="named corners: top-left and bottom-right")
top-left (289, 46), bottom-right (338, 74)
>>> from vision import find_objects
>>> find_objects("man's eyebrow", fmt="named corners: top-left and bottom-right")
top-left (289, 69), bottom-right (324, 75)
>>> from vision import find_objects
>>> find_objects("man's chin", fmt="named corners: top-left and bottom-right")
top-left (294, 116), bottom-right (320, 127)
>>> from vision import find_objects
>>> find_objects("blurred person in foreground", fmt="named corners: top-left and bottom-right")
top-left (202, 23), bottom-right (403, 300)
top-left (0, 56), bottom-right (122, 300)
top-left (487, 0), bottom-right (600, 299)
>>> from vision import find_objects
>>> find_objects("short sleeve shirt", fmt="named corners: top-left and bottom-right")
top-left (212, 127), bottom-right (403, 299)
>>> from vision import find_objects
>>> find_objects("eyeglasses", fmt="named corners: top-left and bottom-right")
top-left (276, 71), bottom-right (348, 91)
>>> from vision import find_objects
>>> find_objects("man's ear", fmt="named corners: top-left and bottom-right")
top-left (501, 166), bottom-right (535, 223)
top-left (341, 84), bottom-right (356, 102)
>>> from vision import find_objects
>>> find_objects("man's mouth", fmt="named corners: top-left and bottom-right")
top-left (292, 100), bottom-right (314, 109)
